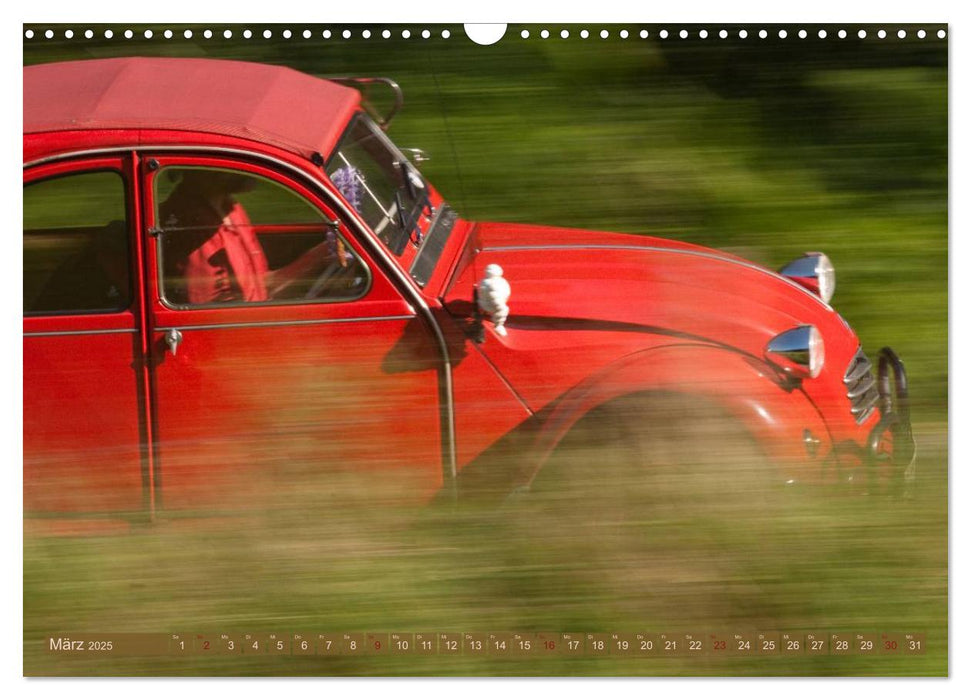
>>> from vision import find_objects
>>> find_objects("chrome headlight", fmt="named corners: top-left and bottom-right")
top-left (764, 325), bottom-right (825, 379)
top-left (780, 252), bottom-right (835, 304)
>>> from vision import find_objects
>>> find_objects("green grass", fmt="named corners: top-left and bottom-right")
top-left (24, 427), bottom-right (946, 676)
top-left (24, 25), bottom-right (948, 676)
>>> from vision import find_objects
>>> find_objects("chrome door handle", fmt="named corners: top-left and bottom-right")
top-left (164, 328), bottom-right (183, 356)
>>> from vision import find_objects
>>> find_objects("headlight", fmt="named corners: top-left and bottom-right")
top-left (764, 324), bottom-right (825, 379)
top-left (780, 252), bottom-right (836, 304)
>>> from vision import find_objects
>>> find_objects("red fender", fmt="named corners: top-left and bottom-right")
top-left (531, 343), bottom-right (836, 485)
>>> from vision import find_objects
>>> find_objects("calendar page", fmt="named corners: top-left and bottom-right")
top-left (21, 15), bottom-right (948, 679)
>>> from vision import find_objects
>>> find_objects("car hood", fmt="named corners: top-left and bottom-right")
top-left (443, 222), bottom-right (857, 411)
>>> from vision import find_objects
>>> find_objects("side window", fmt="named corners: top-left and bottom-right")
top-left (23, 171), bottom-right (130, 315)
top-left (154, 167), bottom-right (369, 308)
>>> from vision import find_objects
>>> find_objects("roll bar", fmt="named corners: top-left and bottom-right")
top-left (324, 76), bottom-right (404, 131)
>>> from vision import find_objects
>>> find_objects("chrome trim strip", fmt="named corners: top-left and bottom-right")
top-left (154, 314), bottom-right (415, 332)
top-left (482, 243), bottom-right (833, 310)
top-left (25, 145), bottom-right (458, 485)
top-left (24, 328), bottom-right (137, 337)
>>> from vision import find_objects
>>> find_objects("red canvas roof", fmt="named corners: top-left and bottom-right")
top-left (23, 57), bottom-right (361, 158)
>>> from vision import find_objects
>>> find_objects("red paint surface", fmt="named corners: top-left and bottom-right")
top-left (24, 59), bottom-right (888, 523)
top-left (141, 154), bottom-right (443, 509)
top-left (442, 222), bottom-right (870, 451)
top-left (24, 58), bottom-right (360, 160)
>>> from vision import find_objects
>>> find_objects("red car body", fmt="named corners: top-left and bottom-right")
top-left (23, 58), bottom-right (914, 527)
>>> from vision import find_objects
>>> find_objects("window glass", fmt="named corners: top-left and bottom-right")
top-left (23, 171), bottom-right (130, 315)
top-left (155, 167), bottom-right (369, 308)
top-left (327, 115), bottom-right (433, 256)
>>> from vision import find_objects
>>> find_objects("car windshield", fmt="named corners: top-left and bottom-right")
top-left (327, 114), bottom-right (431, 257)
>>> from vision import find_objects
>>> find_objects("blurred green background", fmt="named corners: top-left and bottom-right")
top-left (23, 24), bottom-right (947, 676)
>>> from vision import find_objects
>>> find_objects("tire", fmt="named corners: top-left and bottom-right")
top-left (503, 394), bottom-right (788, 627)
top-left (525, 392), bottom-right (774, 530)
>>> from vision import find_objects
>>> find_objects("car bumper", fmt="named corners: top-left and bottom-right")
top-left (866, 347), bottom-right (917, 496)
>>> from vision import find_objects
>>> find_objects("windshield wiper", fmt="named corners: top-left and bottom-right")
top-left (393, 161), bottom-right (433, 247)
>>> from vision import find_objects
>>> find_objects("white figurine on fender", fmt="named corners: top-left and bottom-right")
top-left (477, 264), bottom-right (511, 336)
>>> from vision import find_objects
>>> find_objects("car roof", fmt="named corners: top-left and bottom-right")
top-left (23, 57), bottom-right (361, 159)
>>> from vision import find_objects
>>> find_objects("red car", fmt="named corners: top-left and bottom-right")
top-left (23, 57), bottom-right (915, 525)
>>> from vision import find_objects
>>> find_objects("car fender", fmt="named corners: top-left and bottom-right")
top-left (530, 343), bottom-right (834, 484)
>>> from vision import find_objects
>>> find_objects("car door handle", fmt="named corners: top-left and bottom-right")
top-left (164, 328), bottom-right (183, 356)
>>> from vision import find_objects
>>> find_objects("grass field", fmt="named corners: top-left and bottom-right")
top-left (23, 425), bottom-right (947, 676)
top-left (23, 24), bottom-right (948, 676)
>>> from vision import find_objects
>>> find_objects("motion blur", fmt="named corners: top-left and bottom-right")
top-left (23, 24), bottom-right (947, 676)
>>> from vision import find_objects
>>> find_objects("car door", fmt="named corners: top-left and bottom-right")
top-left (23, 156), bottom-right (150, 518)
top-left (141, 155), bottom-right (444, 512)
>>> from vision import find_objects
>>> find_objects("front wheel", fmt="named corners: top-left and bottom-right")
top-left (526, 393), bottom-right (776, 526)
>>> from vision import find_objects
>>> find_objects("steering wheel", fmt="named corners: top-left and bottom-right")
top-left (305, 260), bottom-right (344, 299)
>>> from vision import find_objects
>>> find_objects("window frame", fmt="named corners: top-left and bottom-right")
top-left (148, 161), bottom-right (374, 312)
top-left (325, 113), bottom-right (434, 265)
top-left (23, 165), bottom-right (134, 318)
